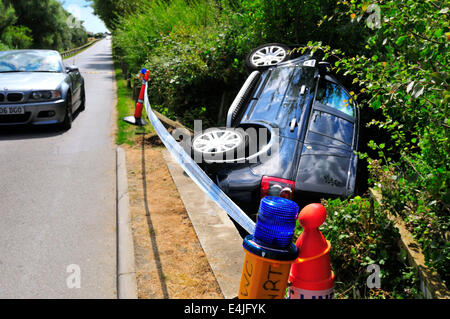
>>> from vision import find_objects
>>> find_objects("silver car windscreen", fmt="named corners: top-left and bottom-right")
top-left (143, 82), bottom-right (256, 235)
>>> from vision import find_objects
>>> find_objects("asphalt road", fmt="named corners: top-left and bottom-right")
top-left (0, 39), bottom-right (117, 298)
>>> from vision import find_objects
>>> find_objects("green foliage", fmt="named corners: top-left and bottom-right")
top-left (299, 197), bottom-right (422, 299)
top-left (0, 1), bottom-right (16, 34)
top-left (112, 0), bottom-right (257, 126)
top-left (89, 0), bottom-right (144, 31)
top-left (114, 61), bottom-right (153, 145)
top-left (1, 0), bottom-right (89, 51)
top-left (0, 42), bottom-right (9, 51)
top-left (108, 0), bottom-right (448, 294)
top-left (0, 1), bottom-right (32, 49)
top-left (346, 0), bottom-right (448, 286)
top-left (1, 25), bottom-right (33, 49)
top-left (232, 0), bottom-right (369, 55)
top-left (291, 0), bottom-right (449, 287)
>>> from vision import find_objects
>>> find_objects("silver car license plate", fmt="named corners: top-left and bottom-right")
top-left (0, 105), bottom-right (25, 115)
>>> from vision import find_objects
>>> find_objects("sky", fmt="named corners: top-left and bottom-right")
top-left (58, 0), bottom-right (108, 33)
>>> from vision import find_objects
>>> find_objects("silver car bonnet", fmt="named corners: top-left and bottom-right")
top-left (0, 72), bottom-right (66, 91)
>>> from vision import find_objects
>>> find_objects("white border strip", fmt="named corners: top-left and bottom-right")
top-left (116, 147), bottom-right (138, 299)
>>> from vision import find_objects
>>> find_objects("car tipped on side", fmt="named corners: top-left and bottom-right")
top-left (191, 43), bottom-right (360, 216)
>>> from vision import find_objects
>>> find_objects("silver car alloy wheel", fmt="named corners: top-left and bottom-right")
top-left (193, 129), bottom-right (243, 155)
top-left (250, 45), bottom-right (287, 67)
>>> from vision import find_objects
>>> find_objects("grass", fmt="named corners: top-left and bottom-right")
top-left (113, 60), bottom-right (153, 146)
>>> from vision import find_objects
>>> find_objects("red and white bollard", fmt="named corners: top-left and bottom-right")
top-left (287, 203), bottom-right (335, 299)
top-left (122, 68), bottom-right (149, 126)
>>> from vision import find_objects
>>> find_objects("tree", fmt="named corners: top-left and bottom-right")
top-left (2, 0), bottom-right (88, 51)
top-left (88, 0), bottom-right (144, 31)
top-left (0, 1), bottom-right (33, 49)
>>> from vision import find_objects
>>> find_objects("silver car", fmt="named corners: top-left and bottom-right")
top-left (0, 50), bottom-right (85, 130)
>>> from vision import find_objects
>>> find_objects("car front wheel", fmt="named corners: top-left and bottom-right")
top-left (79, 85), bottom-right (85, 112)
top-left (61, 93), bottom-right (73, 130)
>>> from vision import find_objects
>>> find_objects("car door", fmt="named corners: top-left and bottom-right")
top-left (295, 75), bottom-right (359, 197)
top-left (244, 65), bottom-right (316, 181)
top-left (66, 65), bottom-right (82, 109)
top-left (72, 68), bottom-right (82, 108)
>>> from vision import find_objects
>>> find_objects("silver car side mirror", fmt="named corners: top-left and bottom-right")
top-left (66, 65), bottom-right (79, 73)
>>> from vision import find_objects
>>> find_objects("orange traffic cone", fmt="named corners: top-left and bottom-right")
top-left (287, 203), bottom-right (334, 299)
top-left (123, 68), bottom-right (149, 126)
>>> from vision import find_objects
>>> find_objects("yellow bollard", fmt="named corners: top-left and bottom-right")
top-left (239, 235), bottom-right (297, 299)
top-left (238, 196), bottom-right (299, 299)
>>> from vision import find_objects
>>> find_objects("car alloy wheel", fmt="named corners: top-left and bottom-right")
top-left (246, 43), bottom-right (290, 71)
top-left (192, 127), bottom-right (247, 162)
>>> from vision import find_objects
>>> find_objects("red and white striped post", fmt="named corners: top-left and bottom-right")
top-left (122, 68), bottom-right (149, 126)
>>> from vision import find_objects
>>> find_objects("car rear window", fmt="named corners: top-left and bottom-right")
top-left (316, 80), bottom-right (354, 117)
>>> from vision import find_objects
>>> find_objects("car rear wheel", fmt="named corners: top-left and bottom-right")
top-left (192, 127), bottom-right (248, 162)
top-left (245, 43), bottom-right (290, 71)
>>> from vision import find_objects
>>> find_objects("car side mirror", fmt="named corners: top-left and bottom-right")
top-left (66, 65), bottom-right (79, 73)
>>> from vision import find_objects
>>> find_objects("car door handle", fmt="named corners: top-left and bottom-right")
top-left (290, 118), bottom-right (297, 132)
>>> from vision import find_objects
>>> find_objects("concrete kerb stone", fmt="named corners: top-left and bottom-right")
top-left (116, 147), bottom-right (138, 299)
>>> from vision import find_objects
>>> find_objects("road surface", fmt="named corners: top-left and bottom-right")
top-left (0, 39), bottom-right (117, 298)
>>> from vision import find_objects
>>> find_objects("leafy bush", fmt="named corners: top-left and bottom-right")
top-left (295, 197), bottom-right (422, 299)
top-left (1, 25), bottom-right (33, 49)
top-left (0, 41), bottom-right (9, 51)
top-left (297, 0), bottom-right (449, 287)
top-left (1, 0), bottom-right (89, 51)
top-left (109, 0), bottom-right (449, 293)
top-left (112, 0), bottom-right (261, 126)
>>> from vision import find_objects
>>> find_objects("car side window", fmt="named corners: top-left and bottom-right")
top-left (309, 111), bottom-right (354, 146)
top-left (315, 80), bottom-right (354, 117)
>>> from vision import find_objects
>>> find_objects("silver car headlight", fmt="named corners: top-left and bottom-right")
top-left (30, 90), bottom-right (61, 101)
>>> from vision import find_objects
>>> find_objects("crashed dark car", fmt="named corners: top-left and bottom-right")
top-left (191, 43), bottom-right (360, 215)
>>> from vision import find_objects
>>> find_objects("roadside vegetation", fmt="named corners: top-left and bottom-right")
top-left (0, 0), bottom-right (88, 52)
top-left (93, 0), bottom-right (449, 298)
top-left (113, 61), bottom-right (153, 145)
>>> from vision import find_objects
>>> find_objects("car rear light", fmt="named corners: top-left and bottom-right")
top-left (260, 176), bottom-right (295, 200)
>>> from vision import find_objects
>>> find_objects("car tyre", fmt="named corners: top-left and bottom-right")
top-left (79, 84), bottom-right (86, 112)
top-left (245, 43), bottom-right (290, 71)
top-left (192, 127), bottom-right (248, 164)
top-left (61, 93), bottom-right (73, 130)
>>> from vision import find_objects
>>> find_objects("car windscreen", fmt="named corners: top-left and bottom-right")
top-left (0, 51), bottom-right (63, 73)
